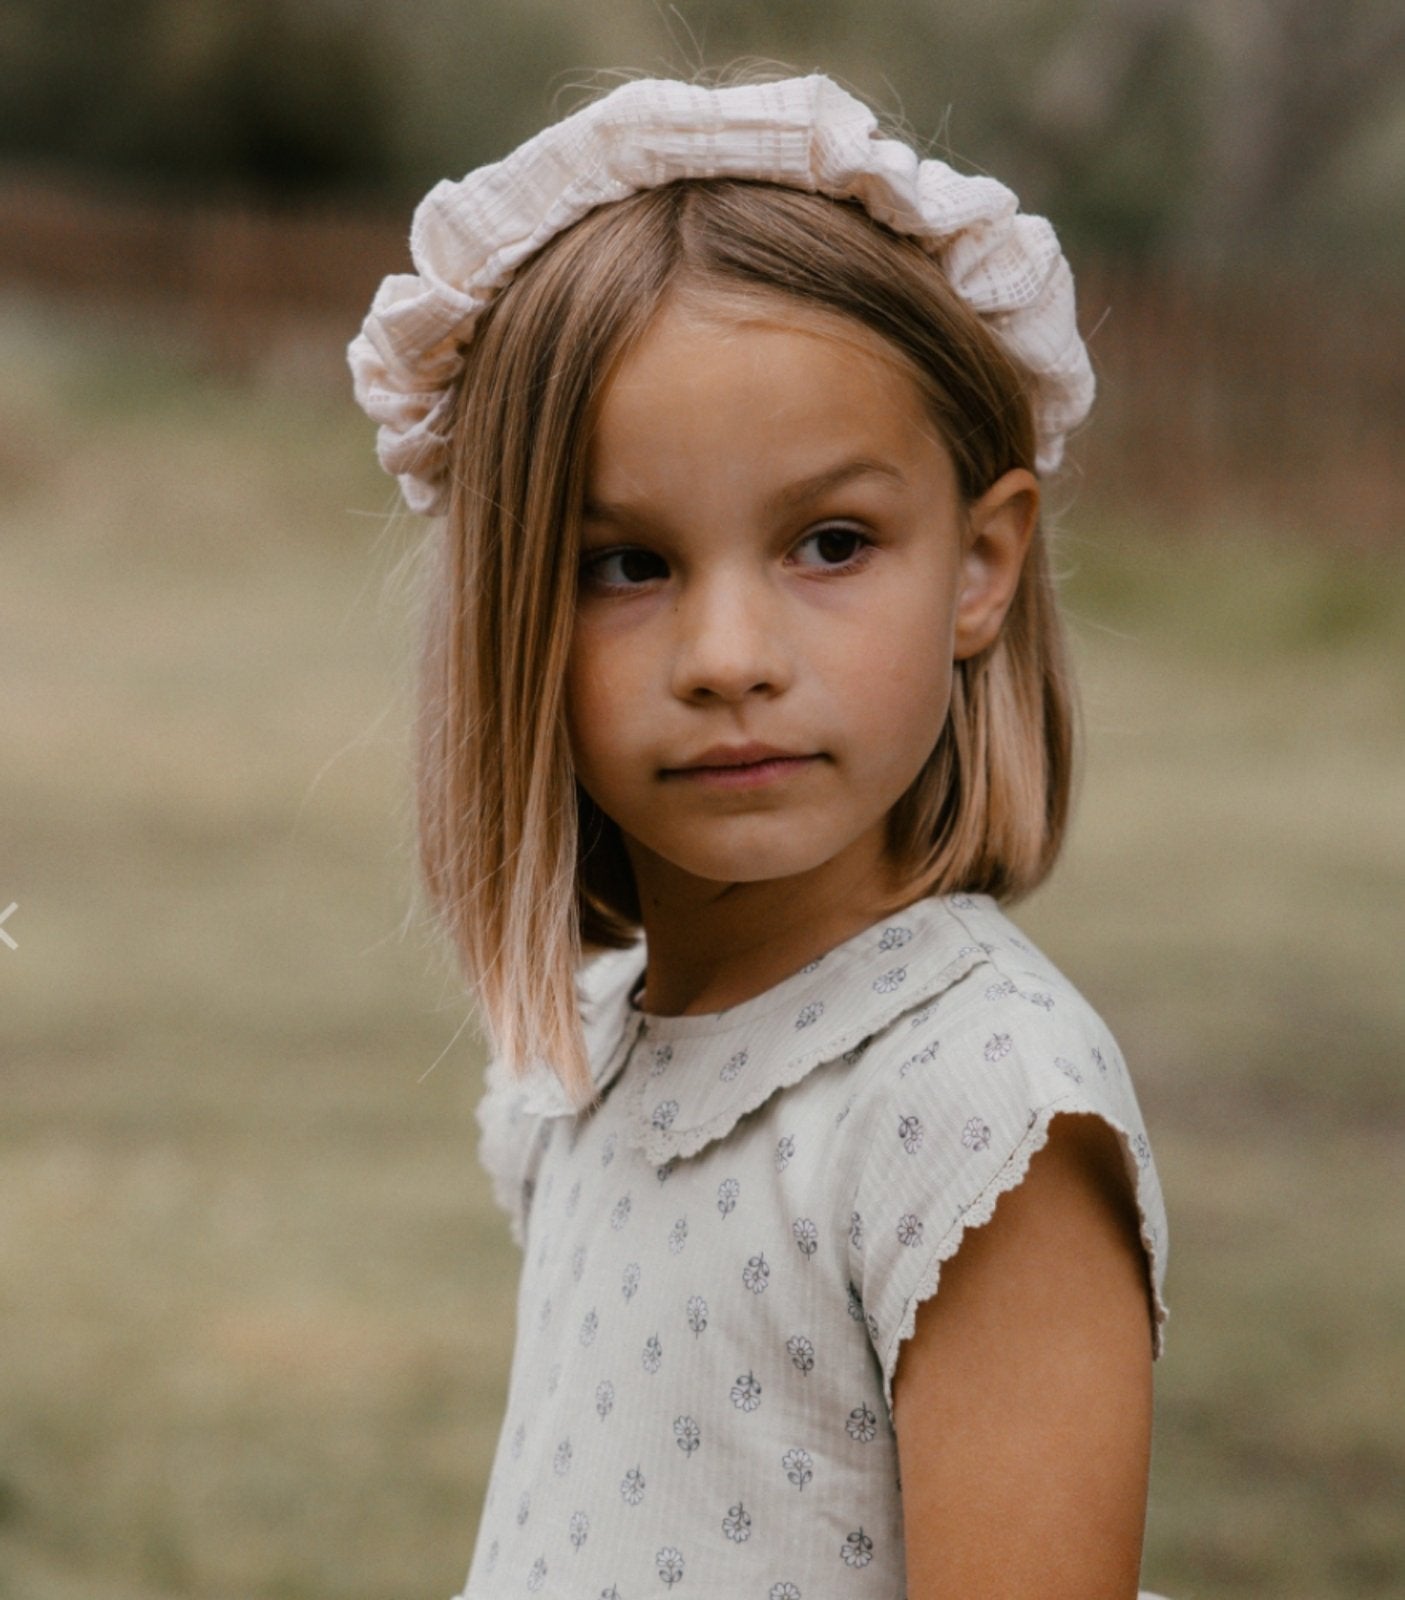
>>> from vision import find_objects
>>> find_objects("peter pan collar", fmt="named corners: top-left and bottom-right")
top-left (551, 894), bottom-right (1001, 1163)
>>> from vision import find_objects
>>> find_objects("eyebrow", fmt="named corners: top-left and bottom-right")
top-left (583, 457), bottom-right (908, 524)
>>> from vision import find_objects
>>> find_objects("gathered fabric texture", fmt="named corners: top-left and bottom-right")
top-left (348, 75), bottom-right (1096, 515)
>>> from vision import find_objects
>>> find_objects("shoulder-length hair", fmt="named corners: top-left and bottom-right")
top-left (416, 178), bottom-right (1075, 1105)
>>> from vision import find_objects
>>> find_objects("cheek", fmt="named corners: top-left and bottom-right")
top-left (844, 609), bottom-right (955, 751)
top-left (565, 629), bottom-right (634, 775)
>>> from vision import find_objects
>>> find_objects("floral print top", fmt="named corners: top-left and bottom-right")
top-left (457, 893), bottom-right (1170, 1600)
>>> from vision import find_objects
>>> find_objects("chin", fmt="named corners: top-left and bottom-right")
top-left (643, 829), bottom-right (854, 889)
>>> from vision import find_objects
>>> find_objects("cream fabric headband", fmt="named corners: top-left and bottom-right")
top-left (348, 75), bottom-right (1095, 516)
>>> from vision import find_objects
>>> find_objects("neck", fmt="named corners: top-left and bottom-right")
top-left (627, 830), bottom-right (913, 1016)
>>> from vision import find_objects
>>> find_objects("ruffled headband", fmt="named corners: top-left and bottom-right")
top-left (348, 75), bottom-right (1095, 516)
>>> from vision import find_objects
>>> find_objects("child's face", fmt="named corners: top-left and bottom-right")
top-left (566, 293), bottom-right (1034, 910)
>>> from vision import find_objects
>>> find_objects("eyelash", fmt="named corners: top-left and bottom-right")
top-left (578, 525), bottom-right (876, 594)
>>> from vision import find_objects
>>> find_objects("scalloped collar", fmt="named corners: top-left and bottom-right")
top-left (516, 894), bottom-right (1001, 1157)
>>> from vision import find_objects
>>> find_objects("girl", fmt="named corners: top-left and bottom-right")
top-left (351, 74), bottom-right (1170, 1600)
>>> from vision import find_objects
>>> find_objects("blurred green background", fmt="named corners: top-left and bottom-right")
top-left (1, 3), bottom-right (1402, 1598)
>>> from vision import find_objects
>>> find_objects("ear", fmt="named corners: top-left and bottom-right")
top-left (953, 468), bottom-right (1039, 661)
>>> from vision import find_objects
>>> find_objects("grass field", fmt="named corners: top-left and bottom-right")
top-left (1, 297), bottom-right (1402, 1600)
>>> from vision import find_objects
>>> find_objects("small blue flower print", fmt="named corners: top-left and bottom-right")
top-left (569, 1510), bottom-right (589, 1551)
top-left (580, 1309), bottom-right (598, 1346)
top-left (656, 1158), bottom-right (678, 1183)
top-left (595, 1379), bottom-right (614, 1419)
top-left (801, 955), bottom-right (823, 973)
top-left (908, 1003), bottom-right (937, 1027)
top-left (686, 1294), bottom-right (708, 1336)
top-left (717, 1177), bottom-right (740, 1217)
top-left (668, 1217), bottom-right (688, 1255)
top-left (795, 1001), bottom-right (824, 1029)
top-left (849, 1210), bottom-right (864, 1250)
top-left (961, 1118), bottom-right (992, 1152)
top-left (743, 1253), bottom-right (770, 1293)
top-left (571, 1244), bottom-right (586, 1282)
top-left (775, 1135), bottom-right (795, 1171)
top-left (622, 1261), bottom-right (640, 1300)
top-left (786, 1334), bottom-right (815, 1376)
top-left (846, 1281), bottom-right (864, 1321)
top-left (793, 1217), bottom-right (818, 1258)
top-left (650, 1043), bottom-right (674, 1076)
top-left (878, 925), bottom-right (913, 951)
top-left (769, 1584), bottom-right (801, 1600)
top-left (840, 1528), bottom-right (874, 1568)
top-left (517, 1490), bottom-right (530, 1526)
top-left (873, 966), bottom-right (907, 993)
top-left (527, 1555), bottom-right (547, 1591)
top-left (866, 1309), bottom-right (881, 1345)
top-left (898, 1113), bottom-right (924, 1153)
top-left (983, 1032), bottom-right (1013, 1063)
top-left (841, 1039), bottom-right (871, 1066)
top-left (984, 979), bottom-right (1017, 1001)
top-left (610, 1193), bottom-right (632, 1230)
top-left (723, 1501), bottom-right (752, 1542)
top-left (1092, 1046), bottom-right (1108, 1073)
top-left (601, 1132), bottom-right (616, 1166)
top-left (731, 1370), bottom-right (762, 1412)
top-left (951, 893), bottom-right (976, 909)
top-left (1132, 1133), bottom-right (1152, 1168)
top-left (553, 1437), bottom-right (572, 1475)
top-left (720, 1048), bottom-right (748, 1081)
top-left (782, 1446), bottom-right (813, 1490)
top-left (1053, 1055), bottom-right (1082, 1083)
top-left (1023, 989), bottom-right (1055, 1009)
top-left (846, 1403), bottom-right (878, 1443)
top-left (897, 1213), bottom-right (924, 1248)
top-left (657, 1546), bottom-right (685, 1587)
top-left (673, 1414), bottom-right (701, 1457)
top-left (620, 1464), bottom-right (645, 1505)
top-left (642, 1333), bottom-right (663, 1374)
top-left (652, 1098), bottom-right (679, 1131)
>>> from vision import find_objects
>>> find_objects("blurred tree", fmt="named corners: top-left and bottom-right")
top-left (0, 0), bottom-right (1399, 265)
top-left (0, 0), bottom-right (394, 197)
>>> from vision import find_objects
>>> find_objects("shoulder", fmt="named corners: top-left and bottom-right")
top-left (475, 941), bottom-right (646, 1246)
top-left (836, 897), bottom-right (1169, 1410)
top-left (851, 895), bottom-right (1140, 1120)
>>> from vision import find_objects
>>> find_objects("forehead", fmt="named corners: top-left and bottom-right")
top-left (587, 290), bottom-right (950, 494)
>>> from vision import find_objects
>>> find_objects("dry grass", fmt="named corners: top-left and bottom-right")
top-left (1, 296), bottom-right (1401, 1599)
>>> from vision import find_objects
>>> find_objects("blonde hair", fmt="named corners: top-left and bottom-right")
top-left (416, 179), bottom-right (1075, 1105)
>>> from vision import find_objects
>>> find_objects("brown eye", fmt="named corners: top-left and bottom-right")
top-left (581, 547), bottom-right (669, 590)
top-left (792, 527), bottom-right (871, 570)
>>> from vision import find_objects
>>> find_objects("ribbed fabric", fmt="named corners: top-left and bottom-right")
top-left (464, 894), bottom-right (1168, 1598)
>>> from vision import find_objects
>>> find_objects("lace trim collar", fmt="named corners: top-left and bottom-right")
top-left (519, 894), bottom-right (1001, 1160)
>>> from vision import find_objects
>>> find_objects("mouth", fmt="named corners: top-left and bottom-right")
top-left (662, 744), bottom-right (821, 791)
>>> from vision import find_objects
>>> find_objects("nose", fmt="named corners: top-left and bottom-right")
top-left (669, 566), bottom-right (793, 705)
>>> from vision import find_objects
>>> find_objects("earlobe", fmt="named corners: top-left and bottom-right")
top-left (953, 468), bottom-right (1039, 661)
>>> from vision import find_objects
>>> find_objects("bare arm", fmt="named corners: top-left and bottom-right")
top-left (892, 1113), bottom-right (1155, 1599)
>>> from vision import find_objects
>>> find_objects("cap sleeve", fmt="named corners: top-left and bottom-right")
top-left (846, 968), bottom-right (1169, 1421)
top-left (474, 1054), bottom-right (551, 1249)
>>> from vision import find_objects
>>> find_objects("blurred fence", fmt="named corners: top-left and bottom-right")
top-left (2, 170), bottom-right (1400, 541)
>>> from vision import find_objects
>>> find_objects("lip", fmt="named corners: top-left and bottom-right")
top-left (663, 743), bottom-right (821, 791)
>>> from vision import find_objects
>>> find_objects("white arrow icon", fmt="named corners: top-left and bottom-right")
top-left (0, 903), bottom-right (17, 950)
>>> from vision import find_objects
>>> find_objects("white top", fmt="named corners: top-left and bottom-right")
top-left (459, 892), bottom-right (1170, 1600)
